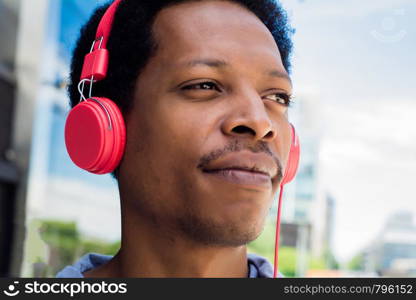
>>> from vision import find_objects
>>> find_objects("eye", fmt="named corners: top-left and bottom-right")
top-left (181, 81), bottom-right (221, 91)
top-left (264, 93), bottom-right (292, 106)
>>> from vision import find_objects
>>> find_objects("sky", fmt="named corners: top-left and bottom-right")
top-left (280, 0), bottom-right (416, 263)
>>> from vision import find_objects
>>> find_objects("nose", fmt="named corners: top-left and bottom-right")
top-left (221, 91), bottom-right (277, 142)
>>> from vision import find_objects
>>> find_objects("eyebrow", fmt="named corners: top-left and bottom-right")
top-left (182, 58), bottom-right (292, 86)
top-left (268, 70), bottom-right (292, 85)
top-left (184, 58), bottom-right (228, 68)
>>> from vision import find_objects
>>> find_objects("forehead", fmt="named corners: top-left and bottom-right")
top-left (151, 0), bottom-right (285, 71)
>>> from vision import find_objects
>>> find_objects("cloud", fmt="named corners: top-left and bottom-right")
top-left (321, 99), bottom-right (416, 162)
top-left (317, 98), bottom-right (416, 262)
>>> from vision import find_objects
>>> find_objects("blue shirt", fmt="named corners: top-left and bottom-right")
top-left (56, 252), bottom-right (276, 278)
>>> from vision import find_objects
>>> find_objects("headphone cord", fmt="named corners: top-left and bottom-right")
top-left (273, 184), bottom-right (284, 278)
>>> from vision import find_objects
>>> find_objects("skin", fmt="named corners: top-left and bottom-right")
top-left (84, 0), bottom-right (292, 278)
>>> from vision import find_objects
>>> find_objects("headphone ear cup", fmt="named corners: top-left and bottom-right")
top-left (64, 97), bottom-right (126, 174)
top-left (280, 123), bottom-right (300, 185)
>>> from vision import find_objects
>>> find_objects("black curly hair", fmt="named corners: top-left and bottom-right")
top-left (68, 0), bottom-right (294, 179)
top-left (68, 0), bottom-right (294, 113)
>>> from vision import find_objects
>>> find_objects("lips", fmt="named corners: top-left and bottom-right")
top-left (200, 151), bottom-right (278, 188)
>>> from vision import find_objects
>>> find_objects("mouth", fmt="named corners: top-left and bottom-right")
top-left (198, 150), bottom-right (279, 190)
top-left (202, 167), bottom-right (272, 189)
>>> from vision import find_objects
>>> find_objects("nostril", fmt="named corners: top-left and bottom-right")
top-left (232, 125), bottom-right (256, 136)
top-left (264, 130), bottom-right (275, 139)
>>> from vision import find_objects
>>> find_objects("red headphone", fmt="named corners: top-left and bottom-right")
top-left (64, 0), bottom-right (300, 278)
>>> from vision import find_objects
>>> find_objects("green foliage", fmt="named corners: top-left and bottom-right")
top-left (323, 249), bottom-right (340, 270)
top-left (248, 222), bottom-right (275, 263)
top-left (81, 239), bottom-right (120, 256)
top-left (308, 248), bottom-right (339, 271)
top-left (278, 247), bottom-right (297, 277)
top-left (347, 253), bottom-right (364, 271)
top-left (39, 220), bottom-right (80, 274)
top-left (247, 222), bottom-right (297, 277)
top-left (309, 256), bottom-right (326, 270)
top-left (38, 219), bottom-right (120, 276)
top-left (39, 220), bottom-right (80, 250)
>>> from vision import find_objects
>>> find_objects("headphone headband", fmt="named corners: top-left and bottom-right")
top-left (80, 0), bottom-right (123, 81)
top-left (94, 0), bottom-right (123, 51)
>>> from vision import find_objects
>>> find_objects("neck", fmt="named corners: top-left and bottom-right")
top-left (86, 201), bottom-right (249, 278)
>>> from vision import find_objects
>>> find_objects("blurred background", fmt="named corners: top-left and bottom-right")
top-left (0, 0), bottom-right (415, 277)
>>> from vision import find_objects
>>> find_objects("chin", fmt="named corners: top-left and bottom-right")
top-left (222, 200), bottom-right (270, 239)
top-left (176, 182), bottom-right (272, 246)
top-left (178, 206), bottom-right (267, 247)
top-left (211, 220), bottom-right (265, 247)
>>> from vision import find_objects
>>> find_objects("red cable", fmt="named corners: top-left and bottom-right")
top-left (273, 184), bottom-right (284, 278)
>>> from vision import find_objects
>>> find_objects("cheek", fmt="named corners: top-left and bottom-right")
top-left (153, 102), bottom-right (214, 160)
top-left (118, 113), bottom-right (193, 216)
top-left (122, 101), bottom-right (209, 191)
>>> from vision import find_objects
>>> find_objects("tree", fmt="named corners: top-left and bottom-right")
top-left (348, 253), bottom-right (364, 271)
top-left (38, 219), bottom-right (120, 276)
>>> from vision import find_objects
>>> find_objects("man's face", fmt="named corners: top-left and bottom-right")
top-left (119, 0), bottom-right (293, 246)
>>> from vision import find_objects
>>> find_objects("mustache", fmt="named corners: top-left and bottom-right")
top-left (197, 139), bottom-right (283, 181)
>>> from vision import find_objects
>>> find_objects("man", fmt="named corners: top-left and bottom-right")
top-left (57, 0), bottom-right (294, 278)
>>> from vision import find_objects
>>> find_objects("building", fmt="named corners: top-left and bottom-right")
top-left (367, 211), bottom-right (416, 276)
top-left (0, 0), bottom-right (120, 277)
top-left (0, 0), bottom-right (21, 277)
